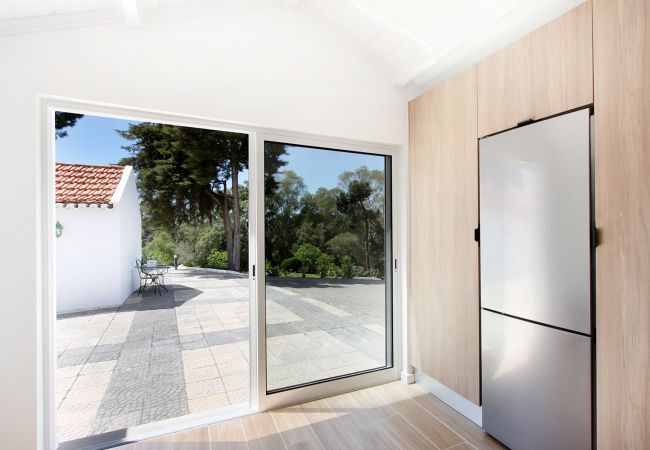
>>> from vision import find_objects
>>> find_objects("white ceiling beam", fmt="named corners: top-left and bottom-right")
top-left (119, 0), bottom-right (140, 26)
top-left (393, 55), bottom-right (437, 88)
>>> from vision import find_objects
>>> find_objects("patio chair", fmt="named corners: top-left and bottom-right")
top-left (136, 258), bottom-right (164, 295)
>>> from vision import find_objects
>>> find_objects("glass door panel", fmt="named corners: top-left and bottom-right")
top-left (53, 112), bottom-right (252, 446)
top-left (263, 141), bottom-right (392, 393)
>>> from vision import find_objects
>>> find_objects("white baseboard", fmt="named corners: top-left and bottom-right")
top-left (415, 371), bottom-right (482, 426)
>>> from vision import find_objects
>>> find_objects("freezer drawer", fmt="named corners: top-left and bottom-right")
top-left (479, 108), bottom-right (591, 334)
top-left (482, 310), bottom-right (591, 450)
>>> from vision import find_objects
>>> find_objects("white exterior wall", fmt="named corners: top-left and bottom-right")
top-left (0, 6), bottom-right (407, 449)
top-left (117, 168), bottom-right (143, 300)
top-left (55, 169), bottom-right (141, 313)
top-left (55, 207), bottom-right (121, 313)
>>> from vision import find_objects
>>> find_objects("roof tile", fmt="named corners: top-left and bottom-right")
top-left (55, 163), bottom-right (125, 205)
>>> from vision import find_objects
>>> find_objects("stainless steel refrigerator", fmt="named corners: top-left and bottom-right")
top-left (479, 108), bottom-right (593, 450)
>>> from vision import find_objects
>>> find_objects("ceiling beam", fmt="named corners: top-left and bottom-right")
top-left (119, 0), bottom-right (140, 26)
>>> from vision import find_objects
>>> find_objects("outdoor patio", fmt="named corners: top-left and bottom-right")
top-left (55, 269), bottom-right (386, 443)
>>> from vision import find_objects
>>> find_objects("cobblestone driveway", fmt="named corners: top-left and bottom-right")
top-left (56, 269), bottom-right (386, 443)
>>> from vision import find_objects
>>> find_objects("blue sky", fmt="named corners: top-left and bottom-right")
top-left (281, 146), bottom-right (384, 192)
top-left (55, 113), bottom-right (384, 192)
top-left (55, 114), bottom-right (138, 165)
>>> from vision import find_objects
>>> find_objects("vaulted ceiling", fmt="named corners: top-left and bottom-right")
top-left (0, 0), bottom-right (585, 90)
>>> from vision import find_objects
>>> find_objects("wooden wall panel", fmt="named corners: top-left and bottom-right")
top-left (409, 67), bottom-right (480, 405)
top-left (478, 1), bottom-right (593, 137)
top-left (593, 0), bottom-right (650, 447)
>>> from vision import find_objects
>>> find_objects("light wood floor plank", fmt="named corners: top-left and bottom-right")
top-left (209, 417), bottom-right (249, 450)
top-left (324, 392), bottom-right (399, 450)
top-left (271, 406), bottom-right (318, 447)
top-left (396, 383), bottom-right (503, 450)
top-left (376, 413), bottom-right (439, 449)
top-left (371, 383), bottom-right (465, 449)
top-left (286, 439), bottom-right (325, 450)
top-left (347, 387), bottom-right (396, 420)
top-left (300, 399), bottom-right (361, 450)
top-left (173, 426), bottom-right (211, 450)
top-left (241, 411), bottom-right (286, 450)
top-left (117, 381), bottom-right (503, 450)
top-left (448, 443), bottom-right (477, 450)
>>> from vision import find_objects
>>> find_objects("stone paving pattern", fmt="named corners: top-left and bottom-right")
top-left (56, 269), bottom-right (385, 443)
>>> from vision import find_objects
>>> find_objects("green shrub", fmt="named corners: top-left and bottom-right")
top-left (326, 232), bottom-right (361, 259)
top-left (293, 243), bottom-right (322, 273)
top-left (316, 253), bottom-right (336, 278)
top-left (362, 267), bottom-right (382, 278)
top-left (206, 250), bottom-right (229, 270)
top-left (280, 256), bottom-right (302, 273)
top-left (265, 260), bottom-right (280, 277)
top-left (143, 231), bottom-right (175, 265)
top-left (195, 225), bottom-right (224, 264)
top-left (340, 255), bottom-right (355, 278)
top-left (193, 256), bottom-right (207, 267)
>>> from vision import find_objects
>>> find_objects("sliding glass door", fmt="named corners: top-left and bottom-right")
top-left (46, 102), bottom-right (399, 448)
top-left (262, 141), bottom-right (393, 393)
top-left (52, 110), bottom-right (253, 447)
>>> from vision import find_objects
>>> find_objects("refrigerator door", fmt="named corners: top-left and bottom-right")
top-left (479, 109), bottom-right (591, 334)
top-left (482, 310), bottom-right (592, 450)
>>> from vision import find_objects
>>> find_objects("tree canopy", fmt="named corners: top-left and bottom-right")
top-left (117, 126), bottom-right (386, 277)
top-left (54, 112), bottom-right (84, 138)
top-left (119, 123), bottom-right (265, 272)
top-left (264, 160), bottom-right (386, 278)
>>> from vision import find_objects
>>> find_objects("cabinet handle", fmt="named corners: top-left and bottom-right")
top-left (517, 118), bottom-right (535, 127)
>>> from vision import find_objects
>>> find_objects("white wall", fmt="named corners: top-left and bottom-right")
top-left (0, 5), bottom-right (407, 449)
top-left (117, 169), bottom-right (143, 300)
top-left (55, 206), bottom-right (122, 312)
top-left (55, 169), bottom-right (142, 313)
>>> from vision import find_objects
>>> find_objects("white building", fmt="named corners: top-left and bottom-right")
top-left (55, 163), bottom-right (142, 313)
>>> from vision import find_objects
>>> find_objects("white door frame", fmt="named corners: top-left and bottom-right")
top-left (38, 95), bottom-right (404, 449)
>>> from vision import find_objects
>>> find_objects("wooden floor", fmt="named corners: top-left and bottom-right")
top-left (118, 381), bottom-right (504, 449)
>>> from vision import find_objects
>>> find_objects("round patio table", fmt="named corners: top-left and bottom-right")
top-left (137, 264), bottom-right (172, 294)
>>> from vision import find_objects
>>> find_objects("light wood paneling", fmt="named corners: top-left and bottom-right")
top-left (477, 1), bottom-right (593, 137)
top-left (593, 0), bottom-right (650, 447)
top-left (119, 382), bottom-right (503, 450)
top-left (408, 66), bottom-right (480, 405)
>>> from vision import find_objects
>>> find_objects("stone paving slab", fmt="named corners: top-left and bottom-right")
top-left (56, 269), bottom-right (386, 443)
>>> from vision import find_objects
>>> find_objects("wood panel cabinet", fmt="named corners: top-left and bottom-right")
top-left (593, 0), bottom-right (650, 447)
top-left (409, 67), bottom-right (480, 405)
top-left (477, 1), bottom-right (593, 137)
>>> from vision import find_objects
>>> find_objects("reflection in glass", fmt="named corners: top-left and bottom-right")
top-left (264, 142), bottom-right (391, 392)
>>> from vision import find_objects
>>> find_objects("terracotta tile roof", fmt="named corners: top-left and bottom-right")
top-left (55, 163), bottom-right (126, 206)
